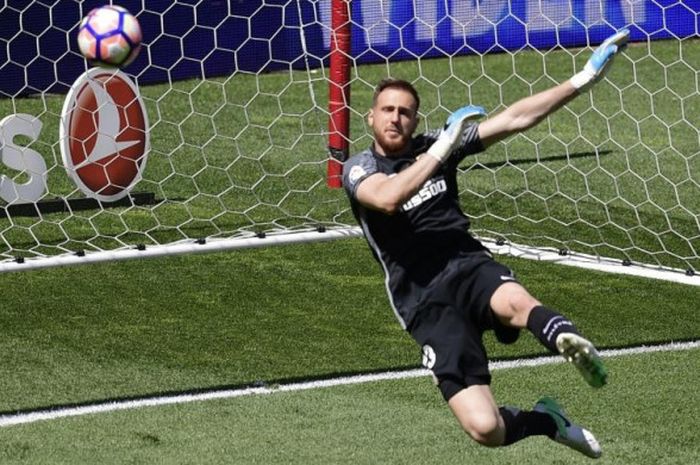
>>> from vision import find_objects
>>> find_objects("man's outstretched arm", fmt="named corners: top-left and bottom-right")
top-left (478, 29), bottom-right (630, 148)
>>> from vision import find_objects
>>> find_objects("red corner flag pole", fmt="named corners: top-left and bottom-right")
top-left (327, 0), bottom-right (351, 188)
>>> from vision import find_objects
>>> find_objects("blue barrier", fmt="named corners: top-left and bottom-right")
top-left (0, 0), bottom-right (696, 97)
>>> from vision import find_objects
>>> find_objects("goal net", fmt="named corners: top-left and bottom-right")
top-left (0, 1), bottom-right (698, 278)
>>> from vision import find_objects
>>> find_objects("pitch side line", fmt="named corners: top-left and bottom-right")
top-left (0, 340), bottom-right (697, 428)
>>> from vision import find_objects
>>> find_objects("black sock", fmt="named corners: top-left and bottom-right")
top-left (526, 305), bottom-right (579, 354)
top-left (499, 406), bottom-right (557, 445)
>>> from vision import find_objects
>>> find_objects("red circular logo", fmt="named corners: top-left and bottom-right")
top-left (60, 68), bottom-right (149, 201)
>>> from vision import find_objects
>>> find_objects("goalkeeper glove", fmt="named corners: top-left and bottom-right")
top-left (426, 105), bottom-right (486, 163)
top-left (570, 28), bottom-right (630, 92)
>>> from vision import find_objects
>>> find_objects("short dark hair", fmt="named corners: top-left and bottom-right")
top-left (372, 78), bottom-right (420, 111)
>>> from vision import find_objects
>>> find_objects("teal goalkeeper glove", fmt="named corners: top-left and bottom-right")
top-left (570, 28), bottom-right (630, 92)
top-left (426, 105), bottom-right (486, 163)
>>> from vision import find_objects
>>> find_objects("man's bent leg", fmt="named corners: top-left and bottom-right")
top-left (490, 283), bottom-right (607, 388)
top-left (448, 385), bottom-right (558, 447)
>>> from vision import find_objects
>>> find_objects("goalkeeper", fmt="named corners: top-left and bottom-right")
top-left (342, 30), bottom-right (629, 459)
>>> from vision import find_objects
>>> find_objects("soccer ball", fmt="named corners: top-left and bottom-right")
top-left (77, 5), bottom-right (142, 67)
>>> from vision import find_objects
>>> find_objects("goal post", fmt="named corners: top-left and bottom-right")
top-left (327, 0), bottom-right (352, 188)
top-left (0, 0), bottom-right (699, 283)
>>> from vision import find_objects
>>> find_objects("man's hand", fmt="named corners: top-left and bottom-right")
top-left (570, 28), bottom-right (630, 93)
top-left (426, 105), bottom-right (486, 163)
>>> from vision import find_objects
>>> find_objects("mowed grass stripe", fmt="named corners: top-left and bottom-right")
top-left (2, 340), bottom-right (696, 429)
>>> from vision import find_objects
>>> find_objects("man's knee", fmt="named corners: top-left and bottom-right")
top-left (491, 283), bottom-right (540, 327)
top-left (461, 411), bottom-right (503, 447)
top-left (448, 385), bottom-right (505, 447)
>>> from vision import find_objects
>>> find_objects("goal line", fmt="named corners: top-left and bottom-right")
top-left (1, 226), bottom-right (697, 287)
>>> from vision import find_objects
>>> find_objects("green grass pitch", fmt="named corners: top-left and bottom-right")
top-left (0, 240), bottom-right (698, 463)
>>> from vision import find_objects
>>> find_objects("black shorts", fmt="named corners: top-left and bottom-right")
top-left (407, 250), bottom-right (518, 401)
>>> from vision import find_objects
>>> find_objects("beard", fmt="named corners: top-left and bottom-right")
top-left (373, 127), bottom-right (411, 156)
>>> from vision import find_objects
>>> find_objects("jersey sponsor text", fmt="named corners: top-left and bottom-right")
top-left (401, 177), bottom-right (447, 211)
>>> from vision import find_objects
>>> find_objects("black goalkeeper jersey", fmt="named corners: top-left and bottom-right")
top-left (343, 124), bottom-right (487, 329)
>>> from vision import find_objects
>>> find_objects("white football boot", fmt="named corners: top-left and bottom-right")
top-left (556, 332), bottom-right (608, 388)
top-left (534, 396), bottom-right (602, 459)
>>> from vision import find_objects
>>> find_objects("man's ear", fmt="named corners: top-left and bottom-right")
top-left (367, 108), bottom-right (374, 126)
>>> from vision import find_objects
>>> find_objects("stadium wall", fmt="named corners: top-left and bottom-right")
top-left (1, 0), bottom-right (697, 97)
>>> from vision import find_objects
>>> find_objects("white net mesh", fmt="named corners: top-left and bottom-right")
top-left (0, 1), bottom-right (698, 275)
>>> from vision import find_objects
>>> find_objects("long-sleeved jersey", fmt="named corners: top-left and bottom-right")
top-left (343, 124), bottom-right (488, 329)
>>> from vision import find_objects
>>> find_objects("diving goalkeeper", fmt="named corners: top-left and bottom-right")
top-left (342, 29), bottom-right (629, 458)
